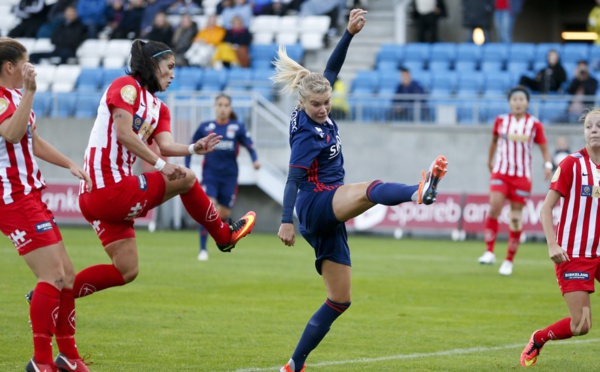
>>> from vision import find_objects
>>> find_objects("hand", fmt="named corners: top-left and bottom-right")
top-left (548, 242), bottom-right (569, 264)
top-left (347, 8), bottom-right (367, 35)
top-left (69, 164), bottom-right (92, 192)
top-left (253, 160), bottom-right (261, 170)
top-left (161, 162), bottom-right (186, 181)
top-left (22, 62), bottom-right (36, 92)
top-left (192, 132), bottom-right (222, 155)
top-left (544, 167), bottom-right (553, 181)
top-left (278, 223), bottom-right (295, 246)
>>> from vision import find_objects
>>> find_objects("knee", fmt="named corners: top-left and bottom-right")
top-left (509, 210), bottom-right (523, 231)
top-left (571, 312), bottom-right (592, 336)
top-left (183, 168), bottom-right (197, 190)
top-left (114, 261), bottom-right (139, 283)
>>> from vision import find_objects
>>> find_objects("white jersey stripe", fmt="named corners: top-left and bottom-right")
top-left (0, 166), bottom-right (13, 203)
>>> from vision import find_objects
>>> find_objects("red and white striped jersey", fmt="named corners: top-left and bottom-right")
top-left (551, 148), bottom-right (600, 258)
top-left (492, 113), bottom-right (547, 179)
top-left (0, 87), bottom-right (44, 205)
top-left (81, 76), bottom-right (171, 192)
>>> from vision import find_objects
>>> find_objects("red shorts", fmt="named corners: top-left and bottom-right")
top-left (489, 173), bottom-right (532, 204)
top-left (555, 257), bottom-right (600, 294)
top-left (79, 172), bottom-right (165, 247)
top-left (0, 190), bottom-right (62, 256)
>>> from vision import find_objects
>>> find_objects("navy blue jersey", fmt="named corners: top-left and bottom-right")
top-left (289, 108), bottom-right (345, 191)
top-left (186, 119), bottom-right (258, 178)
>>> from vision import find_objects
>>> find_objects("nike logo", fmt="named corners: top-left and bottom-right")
top-left (58, 355), bottom-right (78, 370)
top-left (524, 357), bottom-right (537, 366)
top-left (583, 173), bottom-right (589, 176)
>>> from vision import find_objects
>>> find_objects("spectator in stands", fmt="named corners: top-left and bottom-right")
top-left (172, 13), bottom-right (198, 66)
top-left (412, 0), bottom-right (447, 43)
top-left (8, 0), bottom-right (51, 38)
top-left (588, 0), bottom-right (600, 45)
top-left (29, 5), bottom-right (87, 65)
top-left (111, 0), bottom-right (145, 39)
top-left (462, 0), bottom-right (494, 43)
top-left (552, 136), bottom-right (571, 172)
top-left (76, 0), bottom-right (108, 38)
top-left (519, 49), bottom-right (567, 94)
top-left (392, 67), bottom-right (426, 121)
top-left (260, 0), bottom-right (287, 16)
top-left (167, 0), bottom-right (202, 15)
top-left (36, 0), bottom-right (73, 38)
top-left (221, 0), bottom-right (253, 30)
top-left (144, 12), bottom-right (174, 46)
top-left (216, 0), bottom-right (232, 15)
top-left (566, 60), bottom-right (598, 123)
top-left (185, 14), bottom-right (225, 67)
top-left (331, 77), bottom-right (349, 120)
top-left (215, 15), bottom-right (252, 68)
top-left (140, 0), bottom-right (173, 37)
top-left (493, 0), bottom-right (523, 43)
top-left (98, 0), bottom-right (124, 40)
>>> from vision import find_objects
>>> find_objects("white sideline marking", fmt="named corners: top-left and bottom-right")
top-left (232, 338), bottom-right (600, 372)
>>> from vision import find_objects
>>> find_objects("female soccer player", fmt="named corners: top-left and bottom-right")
top-left (477, 87), bottom-right (552, 275)
top-left (74, 40), bottom-right (255, 299)
top-left (273, 9), bottom-right (448, 372)
top-left (0, 38), bottom-right (91, 371)
top-left (520, 108), bottom-right (600, 366)
top-left (185, 93), bottom-right (260, 261)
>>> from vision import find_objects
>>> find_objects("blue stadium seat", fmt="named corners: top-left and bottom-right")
top-left (561, 43), bottom-right (590, 64)
top-left (50, 93), bottom-right (77, 118)
top-left (349, 96), bottom-right (391, 122)
top-left (410, 71), bottom-right (431, 91)
top-left (480, 60), bottom-right (503, 72)
top-left (539, 100), bottom-right (568, 124)
top-left (285, 43), bottom-right (304, 62)
top-left (481, 43), bottom-right (508, 63)
top-left (456, 97), bottom-right (480, 124)
top-left (402, 43), bottom-right (431, 63)
top-left (74, 93), bottom-right (101, 119)
top-left (484, 72), bottom-right (510, 94)
top-left (563, 61), bottom-right (578, 81)
top-left (589, 45), bottom-right (600, 66)
top-left (250, 43), bottom-right (278, 61)
top-left (480, 99), bottom-right (507, 123)
top-left (507, 43), bottom-right (535, 64)
top-left (428, 60), bottom-right (451, 71)
top-left (431, 71), bottom-right (457, 95)
top-left (454, 60), bottom-right (477, 72)
top-left (506, 61), bottom-right (530, 74)
top-left (101, 68), bottom-right (126, 90)
top-left (457, 72), bottom-right (483, 94)
top-left (33, 92), bottom-right (52, 117)
top-left (377, 70), bottom-right (400, 93)
top-left (178, 67), bottom-right (204, 91)
top-left (202, 68), bottom-right (229, 91)
top-left (377, 60), bottom-right (398, 71)
top-left (352, 70), bottom-right (379, 94)
top-left (377, 44), bottom-right (401, 65)
top-left (400, 60), bottom-right (425, 73)
top-left (228, 68), bottom-right (253, 91)
top-left (456, 43), bottom-right (482, 63)
top-left (76, 68), bottom-right (103, 92)
top-left (429, 43), bottom-right (456, 63)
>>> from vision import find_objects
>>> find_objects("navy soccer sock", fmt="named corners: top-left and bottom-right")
top-left (290, 299), bottom-right (351, 371)
top-left (199, 225), bottom-right (208, 252)
top-left (366, 180), bottom-right (419, 205)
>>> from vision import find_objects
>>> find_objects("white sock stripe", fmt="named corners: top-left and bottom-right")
top-left (233, 338), bottom-right (600, 372)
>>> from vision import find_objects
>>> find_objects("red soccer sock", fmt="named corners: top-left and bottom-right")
top-left (30, 282), bottom-right (60, 364)
top-left (534, 317), bottom-right (573, 346)
top-left (180, 181), bottom-right (230, 245)
top-left (484, 217), bottom-right (499, 252)
top-left (55, 288), bottom-right (80, 359)
top-left (73, 264), bottom-right (125, 299)
top-left (506, 230), bottom-right (522, 262)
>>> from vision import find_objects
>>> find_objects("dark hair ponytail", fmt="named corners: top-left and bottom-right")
top-left (126, 39), bottom-right (173, 94)
top-left (0, 37), bottom-right (26, 75)
top-left (215, 93), bottom-right (237, 121)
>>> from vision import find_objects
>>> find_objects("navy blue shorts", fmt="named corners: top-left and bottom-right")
top-left (297, 188), bottom-right (351, 274)
top-left (202, 175), bottom-right (238, 208)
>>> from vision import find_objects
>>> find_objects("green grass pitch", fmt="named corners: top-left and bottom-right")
top-left (1, 227), bottom-right (599, 371)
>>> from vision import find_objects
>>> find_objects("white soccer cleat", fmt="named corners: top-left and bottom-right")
top-left (499, 260), bottom-right (513, 276)
top-left (478, 251), bottom-right (496, 265)
top-left (198, 250), bottom-right (209, 261)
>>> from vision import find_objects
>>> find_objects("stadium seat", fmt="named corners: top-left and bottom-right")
top-left (299, 15), bottom-right (330, 35)
top-left (285, 43), bottom-right (304, 62)
top-left (377, 44), bottom-right (401, 66)
top-left (480, 99), bottom-right (507, 123)
top-left (101, 68), bottom-right (127, 90)
top-left (76, 39), bottom-right (108, 59)
top-left (454, 60), bottom-right (477, 72)
top-left (431, 71), bottom-right (457, 95)
top-left (410, 71), bottom-right (431, 91)
top-left (78, 56), bottom-right (102, 68)
top-left (253, 32), bottom-right (273, 45)
top-left (0, 13), bottom-right (17, 37)
top-left (400, 60), bottom-right (425, 73)
top-left (34, 65), bottom-right (57, 92)
top-left (349, 96), bottom-right (391, 122)
top-left (507, 43), bottom-right (535, 64)
top-left (402, 43), bottom-right (431, 63)
top-left (74, 93), bottom-right (101, 118)
top-left (250, 43), bottom-right (278, 63)
top-left (428, 60), bottom-right (451, 71)
top-left (352, 70), bottom-right (379, 94)
top-left (456, 43), bottom-right (482, 63)
top-left (299, 33), bottom-right (324, 51)
top-left (105, 39), bottom-right (132, 59)
top-left (51, 65), bottom-right (81, 93)
top-left (30, 38), bottom-right (53, 53)
top-left (457, 72), bottom-right (483, 95)
top-left (481, 43), bottom-right (508, 63)
top-left (480, 60), bottom-right (503, 72)
top-left (178, 67), bottom-right (204, 91)
top-left (377, 60), bottom-right (398, 71)
top-left (14, 37), bottom-right (35, 52)
top-left (429, 43), bottom-right (456, 64)
top-left (32, 92), bottom-right (52, 117)
top-left (534, 43), bottom-right (562, 62)
top-left (561, 43), bottom-right (589, 64)
top-left (275, 32), bottom-right (298, 46)
top-left (278, 16), bottom-right (299, 33)
top-left (103, 56), bottom-right (127, 69)
top-left (539, 99), bottom-right (569, 123)
top-left (228, 68), bottom-right (253, 91)
top-left (250, 15), bottom-right (280, 34)
top-left (201, 68), bottom-right (229, 91)
top-left (589, 45), bottom-right (600, 64)
top-left (506, 61), bottom-right (530, 74)
top-left (484, 72), bottom-right (510, 94)
top-left (50, 93), bottom-right (78, 118)
top-left (377, 70), bottom-right (400, 94)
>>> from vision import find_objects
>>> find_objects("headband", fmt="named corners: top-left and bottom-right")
top-left (152, 49), bottom-right (172, 58)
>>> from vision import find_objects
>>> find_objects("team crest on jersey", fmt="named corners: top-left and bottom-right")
top-left (133, 116), bottom-right (143, 130)
top-left (121, 85), bottom-right (137, 105)
top-left (226, 124), bottom-right (238, 139)
top-left (507, 133), bottom-right (530, 142)
top-left (581, 185), bottom-right (594, 197)
top-left (314, 126), bottom-right (325, 138)
top-left (0, 98), bottom-right (8, 115)
top-left (551, 167), bottom-right (561, 183)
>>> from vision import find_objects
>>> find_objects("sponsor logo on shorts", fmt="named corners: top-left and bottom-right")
top-left (564, 272), bottom-right (590, 280)
top-left (35, 221), bottom-right (53, 233)
top-left (515, 189), bottom-right (530, 197)
top-left (491, 179), bottom-right (504, 186)
top-left (92, 220), bottom-right (105, 236)
top-left (9, 229), bottom-right (32, 249)
top-left (138, 175), bottom-right (147, 190)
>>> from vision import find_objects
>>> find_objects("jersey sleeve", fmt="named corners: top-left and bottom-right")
top-left (105, 76), bottom-right (140, 115)
top-left (237, 123), bottom-right (258, 162)
top-left (154, 102), bottom-right (171, 136)
top-left (533, 120), bottom-right (547, 145)
top-left (289, 125), bottom-right (326, 169)
top-left (550, 156), bottom-right (574, 197)
top-left (0, 90), bottom-right (16, 124)
top-left (492, 116), bottom-right (502, 137)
